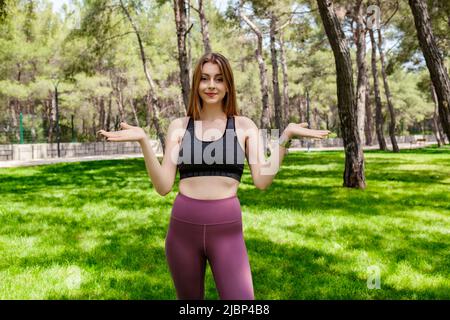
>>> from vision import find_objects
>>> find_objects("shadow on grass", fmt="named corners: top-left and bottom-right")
top-left (237, 148), bottom-right (449, 214)
top-left (2, 206), bottom-right (173, 299)
top-left (282, 220), bottom-right (450, 278)
top-left (246, 236), bottom-right (449, 299)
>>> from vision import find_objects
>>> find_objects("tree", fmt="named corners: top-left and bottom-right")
top-left (369, 28), bottom-right (387, 151)
top-left (408, 0), bottom-right (450, 143)
top-left (352, 0), bottom-right (367, 146)
top-left (269, 11), bottom-right (283, 131)
top-left (238, 5), bottom-right (270, 131)
top-left (375, 0), bottom-right (399, 152)
top-left (0, 0), bottom-right (442, 148)
top-left (119, 0), bottom-right (166, 149)
top-left (316, 0), bottom-right (365, 189)
top-left (173, 0), bottom-right (191, 112)
top-left (190, 0), bottom-right (212, 54)
top-left (72, 0), bottom-right (169, 147)
top-left (278, 28), bottom-right (290, 130)
top-left (431, 83), bottom-right (445, 146)
top-left (238, 0), bottom-right (297, 132)
top-left (364, 82), bottom-right (374, 145)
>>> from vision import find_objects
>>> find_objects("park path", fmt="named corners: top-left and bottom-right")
top-left (0, 141), bottom-right (436, 168)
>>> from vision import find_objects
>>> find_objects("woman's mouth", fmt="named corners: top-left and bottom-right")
top-left (205, 93), bottom-right (217, 97)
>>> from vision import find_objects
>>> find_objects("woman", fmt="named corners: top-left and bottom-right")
top-left (98, 52), bottom-right (330, 300)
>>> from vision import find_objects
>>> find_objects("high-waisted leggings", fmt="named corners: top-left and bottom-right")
top-left (165, 192), bottom-right (254, 300)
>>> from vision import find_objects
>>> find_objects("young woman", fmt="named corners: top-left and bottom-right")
top-left (98, 52), bottom-right (330, 300)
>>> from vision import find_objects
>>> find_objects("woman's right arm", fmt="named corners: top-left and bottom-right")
top-left (98, 119), bottom-right (185, 196)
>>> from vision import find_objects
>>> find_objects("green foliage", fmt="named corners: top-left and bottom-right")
top-left (0, 0), bottom-right (12, 22)
top-left (0, 0), bottom-right (445, 144)
top-left (390, 0), bottom-right (449, 68)
top-left (388, 68), bottom-right (434, 124)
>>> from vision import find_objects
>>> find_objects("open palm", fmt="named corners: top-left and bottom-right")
top-left (98, 122), bottom-right (147, 142)
top-left (287, 122), bottom-right (331, 139)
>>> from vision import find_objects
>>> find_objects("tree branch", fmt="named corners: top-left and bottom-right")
top-left (186, 22), bottom-right (194, 35)
top-left (188, 3), bottom-right (199, 15)
top-left (381, 0), bottom-right (399, 27)
top-left (275, 14), bottom-right (295, 32)
top-left (240, 12), bottom-right (262, 37)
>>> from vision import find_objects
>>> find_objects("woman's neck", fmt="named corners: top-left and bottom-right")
top-left (199, 103), bottom-right (226, 121)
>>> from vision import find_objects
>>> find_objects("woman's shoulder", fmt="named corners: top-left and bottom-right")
top-left (234, 115), bottom-right (257, 130)
top-left (167, 117), bottom-right (190, 143)
top-left (169, 116), bottom-right (190, 130)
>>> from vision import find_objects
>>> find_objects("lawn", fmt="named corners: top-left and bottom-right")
top-left (0, 145), bottom-right (449, 299)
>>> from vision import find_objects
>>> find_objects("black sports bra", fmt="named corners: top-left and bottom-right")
top-left (177, 116), bottom-right (245, 182)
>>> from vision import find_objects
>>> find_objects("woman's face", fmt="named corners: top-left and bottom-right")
top-left (198, 62), bottom-right (227, 106)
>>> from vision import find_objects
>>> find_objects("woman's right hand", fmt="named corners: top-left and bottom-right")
top-left (98, 122), bottom-right (147, 143)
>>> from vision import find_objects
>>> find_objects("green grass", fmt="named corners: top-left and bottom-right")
top-left (0, 145), bottom-right (449, 299)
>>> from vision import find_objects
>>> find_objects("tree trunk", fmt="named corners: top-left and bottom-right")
top-left (48, 91), bottom-right (56, 143)
top-left (377, 27), bottom-right (399, 152)
top-left (130, 97), bottom-right (140, 127)
top-left (145, 94), bottom-right (151, 127)
top-left (240, 12), bottom-right (270, 131)
top-left (119, 0), bottom-right (166, 150)
top-left (354, 0), bottom-right (367, 146)
top-left (437, 114), bottom-right (447, 144)
top-left (279, 30), bottom-right (290, 129)
top-left (92, 115), bottom-right (97, 141)
top-left (106, 94), bottom-right (112, 130)
top-left (369, 29), bottom-right (387, 151)
top-left (54, 85), bottom-right (61, 152)
top-left (31, 113), bottom-right (36, 143)
top-left (198, 0), bottom-right (212, 53)
top-left (432, 107), bottom-right (442, 147)
top-left (113, 77), bottom-right (125, 121)
top-left (313, 107), bottom-right (319, 129)
top-left (306, 89), bottom-right (311, 127)
top-left (431, 83), bottom-right (444, 146)
top-left (9, 99), bottom-right (18, 142)
top-left (297, 95), bottom-right (304, 123)
top-left (316, 0), bottom-right (365, 189)
top-left (239, 11), bottom-right (271, 156)
top-left (269, 12), bottom-right (282, 131)
top-left (173, 0), bottom-right (191, 112)
top-left (99, 97), bottom-right (105, 132)
top-left (409, 0), bottom-right (450, 143)
top-left (187, 0), bottom-right (192, 81)
top-left (14, 68), bottom-right (22, 142)
top-left (364, 82), bottom-right (374, 145)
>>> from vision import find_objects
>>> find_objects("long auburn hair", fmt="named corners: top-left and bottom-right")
top-left (187, 52), bottom-right (239, 120)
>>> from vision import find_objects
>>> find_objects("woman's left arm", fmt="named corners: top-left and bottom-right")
top-left (244, 118), bottom-right (331, 190)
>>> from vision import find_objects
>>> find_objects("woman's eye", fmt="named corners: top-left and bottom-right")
top-left (201, 77), bottom-right (223, 82)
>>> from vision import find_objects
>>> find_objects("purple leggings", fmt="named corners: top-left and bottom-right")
top-left (165, 192), bottom-right (254, 300)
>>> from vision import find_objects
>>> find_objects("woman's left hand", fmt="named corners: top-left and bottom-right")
top-left (286, 123), bottom-right (331, 140)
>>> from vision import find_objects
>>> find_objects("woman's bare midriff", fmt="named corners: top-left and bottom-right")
top-left (176, 116), bottom-right (246, 200)
top-left (179, 176), bottom-right (239, 200)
